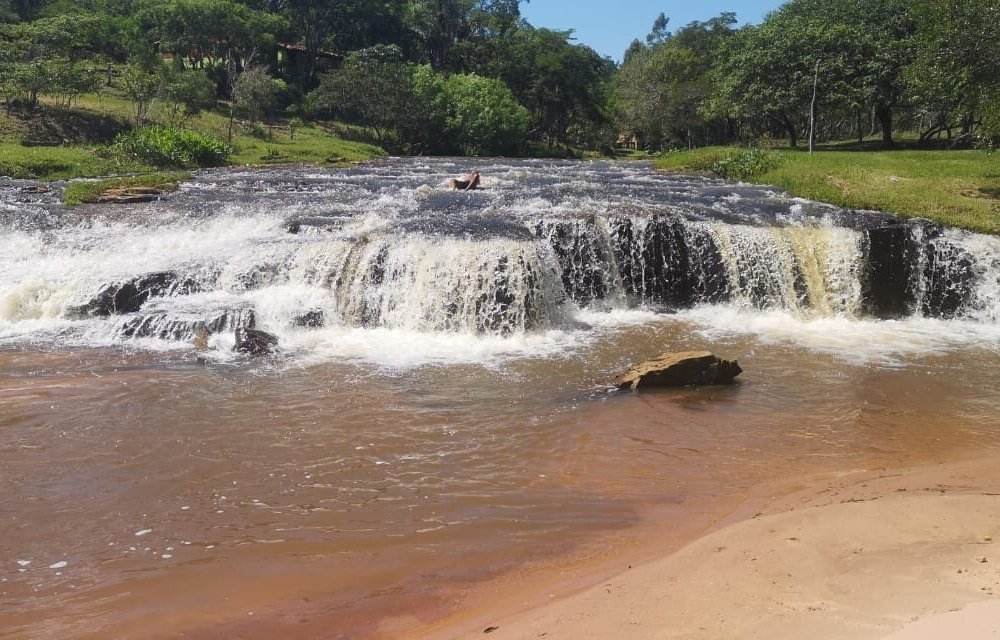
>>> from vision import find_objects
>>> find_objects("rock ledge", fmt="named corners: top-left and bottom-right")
top-left (614, 351), bottom-right (742, 391)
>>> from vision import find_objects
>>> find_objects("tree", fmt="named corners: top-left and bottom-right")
top-left (616, 14), bottom-right (736, 150)
top-left (0, 12), bottom-right (117, 109)
top-left (160, 66), bottom-right (216, 125)
top-left (406, 0), bottom-right (476, 70)
top-left (646, 12), bottom-right (669, 46)
top-left (774, 0), bottom-right (917, 144)
top-left (441, 72), bottom-right (529, 155)
top-left (909, 0), bottom-right (1000, 141)
top-left (310, 45), bottom-right (415, 148)
top-left (483, 27), bottom-right (611, 146)
top-left (263, 0), bottom-right (408, 86)
top-left (234, 64), bottom-right (281, 124)
top-left (121, 64), bottom-right (161, 123)
top-left (133, 0), bottom-right (285, 73)
top-left (709, 6), bottom-right (872, 147)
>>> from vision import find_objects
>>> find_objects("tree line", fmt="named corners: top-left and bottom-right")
top-left (617, 0), bottom-right (999, 150)
top-left (0, 0), bottom-right (996, 155)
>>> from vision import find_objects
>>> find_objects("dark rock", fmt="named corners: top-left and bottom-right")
top-left (234, 327), bottom-right (278, 356)
top-left (68, 272), bottom-right (201, 317)
top-left (284, 216), bottom-right (347, 234)
top-left (921, 234), bottom-right (975, 318)
top-left (534, 217), bottom-right (615, 306)
top-left (293, 310), bottom-right (325, 328)
top-left (607, 214), bottom-right (729, 309)
top-left (861, 224), bottom-right (918, 319)
top-left (115, 308), bottom-right (255, 341)
top-left (614, 351), bottom-right (742, 391)
top-left (206, 308), bottom-right (256, 332)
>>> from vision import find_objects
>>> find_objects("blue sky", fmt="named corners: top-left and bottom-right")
top-left (520, 1), bottom-right (783, 61)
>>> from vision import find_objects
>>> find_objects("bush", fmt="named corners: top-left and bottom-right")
top-left (160, 68), bottom-right (217, 126)
top-left (694, 147), bottom-right (783, 181)
top-left (441, 73), bottom-right (529, 156)
top-left (112, 125), bottom-right (233, 168)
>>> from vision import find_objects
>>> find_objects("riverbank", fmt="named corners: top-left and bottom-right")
top-left (0, 93), bottom-right (384, 181)
top-left (655, 147), bottom-right (1000, 235)
top-left (410, 454), bottom-right (1000, 640)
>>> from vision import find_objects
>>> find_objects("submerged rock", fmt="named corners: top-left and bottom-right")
top-left (95, 186), bottom-right (166, 204)
top-left (234, 327), bottom-right (278, 356)
top-left (614, 351), bottom-right (742, 391)
top-left (115, 308), bottom-right (256, 342)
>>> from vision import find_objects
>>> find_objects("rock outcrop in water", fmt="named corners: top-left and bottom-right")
top-left (234, 327), bottom-right (278, 356)
top-left (68, 272), bottom-right (201, 317)
top-left (115, 308), bottom-right (256, 342)
top-left (293, 310), bottom-right (325, 328)
top-left (95, 186), bottom-right (165, 204)
top-left (614, 351), bottom-right (742, 390)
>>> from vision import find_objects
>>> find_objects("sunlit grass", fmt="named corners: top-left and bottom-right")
top-left (63, 172), bottom-right (191, 206)
top-left (656, 147), bottom-right (1000, 234)
top-left (0, 91), bottom-right (384, 179)
top-left (0, 142), bottom-right (118, 179)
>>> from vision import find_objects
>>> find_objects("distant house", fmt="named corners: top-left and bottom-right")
top-left (616, 132), bottom-right (641, 150)
top-left (276, 42), bottom-right (342, 78)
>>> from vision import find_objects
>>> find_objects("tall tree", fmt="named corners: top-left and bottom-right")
top-left (710, 3), bottom-right (882, 147)
top-left (133, 0), bottom-right (285, 72)
top-left (482, 27), bottom-right (611, 145)
top-left (776, 0), bottom-right (917, 144)
top-left (909, 0), bottom-right (1000, 140)
top-left (617, 14), bottom-right (736, 150)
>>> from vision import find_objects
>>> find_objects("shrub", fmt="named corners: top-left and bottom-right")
top-left (440, 73), bottom-right (529, 156)
top-left (160, 68), bottom-right (217, 126)
top-left (693, 147), bottom-right (783, 181)
top-left (112, 125), bottom-right (233, 168)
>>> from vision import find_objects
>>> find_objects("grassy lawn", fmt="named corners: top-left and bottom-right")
top-left (0, 142), bottom-right (139, 179)
top-left (656, 147), bottom-right (1000, 235)
top-left (0, 91), bottom-right (384, 180)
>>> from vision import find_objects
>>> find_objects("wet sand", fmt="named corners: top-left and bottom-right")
top-left (406, 454), bottom-right (1000, 640)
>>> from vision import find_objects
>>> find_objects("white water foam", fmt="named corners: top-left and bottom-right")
top-left (4, 161), bottom-right (1000, 369)
top-left (677, 305), bottom-right (1000, 365)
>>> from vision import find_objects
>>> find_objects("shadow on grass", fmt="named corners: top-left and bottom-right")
top-left (9, 104), bottom-right (129, 145)
top-left (978, 186), bottom-right (1000, 200)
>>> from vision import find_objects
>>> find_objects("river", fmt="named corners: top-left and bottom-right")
top-left (2, 159), bottom-right (999, 639)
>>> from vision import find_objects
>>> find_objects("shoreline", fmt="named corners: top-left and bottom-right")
top-left (403, 453), bottom-right (1000, 640)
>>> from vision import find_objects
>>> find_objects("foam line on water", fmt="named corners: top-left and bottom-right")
top-left (279, 326), bottom-right (590, 369)
top-left (677, 305), bottom-right (1000, 365)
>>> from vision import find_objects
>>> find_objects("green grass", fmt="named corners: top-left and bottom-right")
top-left (0, 142), bottom-right (123, 179)
top-left (656, 146), bottom-right (1000, 235)
top-left (226, 124), bottom-right (383, 166)
top-left (0, 91), bottom-right (384, 180)
top-left (62, 172), bottom-right (191, 206)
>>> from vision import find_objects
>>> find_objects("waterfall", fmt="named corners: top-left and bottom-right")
top-left (2, 161), bottom-right (999, 354)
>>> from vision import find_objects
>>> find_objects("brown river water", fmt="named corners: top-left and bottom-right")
top-left (1, 160), bottom-right (999, 638)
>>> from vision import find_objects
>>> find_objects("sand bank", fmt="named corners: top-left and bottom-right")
top-left (412, 456), bottom-right (1000, 639)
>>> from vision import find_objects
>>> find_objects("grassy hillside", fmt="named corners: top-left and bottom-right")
top-left (0, 92), bottom-right (384, 181)
top-left (656, 147), bottom-right (1000, 234)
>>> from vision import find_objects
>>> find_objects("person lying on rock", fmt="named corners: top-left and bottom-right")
top-left (449, 170), bottom-right (481, 191)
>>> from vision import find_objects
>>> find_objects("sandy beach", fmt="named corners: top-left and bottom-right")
top-left (408, 455), bottom-right (1000, 640)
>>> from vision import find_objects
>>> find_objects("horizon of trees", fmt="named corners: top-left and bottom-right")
top-left (0, 0), bottom-right (996, 155)
top-left (616, 0), bottom-right (999, 150)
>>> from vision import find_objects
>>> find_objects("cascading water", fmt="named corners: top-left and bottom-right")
top-left (1, 159), bottom-right (998, 362)
top-left (4, 160), bottom-right (1000, 640)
